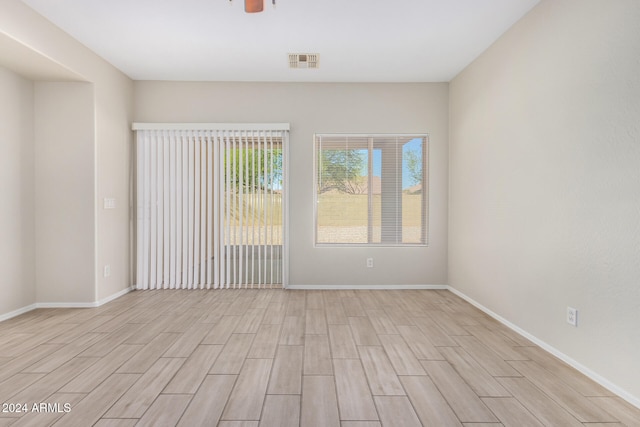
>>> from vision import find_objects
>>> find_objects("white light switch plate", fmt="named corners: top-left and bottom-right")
top-left (104, 198), bottom-right (116, 209)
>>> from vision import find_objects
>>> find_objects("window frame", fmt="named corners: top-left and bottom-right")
top-left (313, 133), bottom-right (429, 247)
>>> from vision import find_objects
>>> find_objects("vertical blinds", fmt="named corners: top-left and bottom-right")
top-left (134, 124), bottom-right (289, 290)
top-left (315, 134), bottom-right (428, 246)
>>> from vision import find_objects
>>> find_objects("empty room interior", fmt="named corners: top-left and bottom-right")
top-left (1, 0), bottom-right (639, 425)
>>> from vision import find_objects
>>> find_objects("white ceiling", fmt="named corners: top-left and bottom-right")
top-left (20, 0), bottom-right (539, 82)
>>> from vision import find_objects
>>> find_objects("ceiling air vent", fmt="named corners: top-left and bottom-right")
top-left (289, 53), bottom-right (319, 69)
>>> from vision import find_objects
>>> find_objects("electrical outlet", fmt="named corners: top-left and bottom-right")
top-left (567, 307), bottom-right (578, 326)
top-left (366, 258), bottom-right (374, 268)
top-left (104, 265), bottom-right (111, 278)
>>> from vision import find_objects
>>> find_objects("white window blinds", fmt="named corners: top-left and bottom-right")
top-left (315, 134), bottom-right (428, 246)
top-left (134, 124), bottom-right (289, 289)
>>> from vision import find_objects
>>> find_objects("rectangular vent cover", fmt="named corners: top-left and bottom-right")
top-left (289, 53), bottom-right (319, 69)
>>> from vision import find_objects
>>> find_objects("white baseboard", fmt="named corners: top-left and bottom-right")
top-left (0, 287), bottom-right (135, 320)
top-left (0, 303), bottom-right (38, 322)
top-left (285, 284), bottom-right (447, 290)
top-left (35, 286), bottom-right (134, 309)
top-left (36, 302), bottom-right (99, 308)
top-left (96, 286), bottom-right (134, 306)
top-left (447, 286), bottom-right (640, 410)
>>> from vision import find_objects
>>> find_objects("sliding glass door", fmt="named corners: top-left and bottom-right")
top-left (134, 124), bottom-right (289, 290)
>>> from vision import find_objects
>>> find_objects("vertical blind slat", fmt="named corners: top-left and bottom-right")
top-left (213, 131), bottom-right (220, 288)
top-left (162, 132), bottom-right (170, 287)
top-left (149, 133), bottom-right (158, 287)
top-left (238, 132), bottom-right (244, 287)
top-left (206, 132), bottom-right (214, 288)
top-left (181, 132), bottom-right (189, 288)
top-left (169, 132), bottom-right (177, 287)
top-left (187, 132), bottom-right (195, 288)
top-left (226, 133), bottom-right (232, 288)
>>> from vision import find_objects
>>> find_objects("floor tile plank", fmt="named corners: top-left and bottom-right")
top-left (116, 332), bottom-right (180, 373)
top-left (164, 344), bottom-right (223, 393)
top-left (267, 345), bottom-right (303, 394)
top-left (422, 360), bottom-right (498, 423)
top-left (464, 326), bottom-right (527, 361)
top-left (373, 396), bottom-right (422, 427)
top-left (426, 310), bottom-right (469, 336)
top-left (60, 344), bottom-right (142, 393)
top-left (482, 397), bottom-right (544, 427)
top-left (412, 316), bottom-right (458, 347)
top-left (341, 298), bottom-right (366, 317)
top-left (210, 333), bottom-right (255, 375)
top-left (262, 302), bottom-right (286, 325)
top-left (378, 334), bottom-right (426, 376)
top-left (279, 316), bottom-right (304, 346)
top-left (400, 375), bottom-right (463, 427)
top-left (177, 375), bottom-right (236, 427)
top-left (259, 395), bottom-right (300, 427)
top-left (162, 322), bottom-right (211, 358)
top-left (135, 394), bottom-right (192, 427)
top-left (304, 334), bottom-right (333, 375)
top-left (105, 357), bottom-right (185, 418)
top-left (201, 315), bottom-right (240, 344)
top-left (301, 376), bottom-right (340, 427)
top-left (497, 377), bottom-right (583, 427)
top-left (219, 422), bottom-right (259, 427)
top-left (341, 423), bottom-right (382, 427)
top-left (325, 300), bottom-right (349, 325)
top-left (305, 309), bottom-right (328, 335)
top-left (440, 346), bottom-right (510, 397)
top-left (358, 346), bottom-right (404, 396)
top-left (9, 356), bottom-right (99, 405)
top-left (235, 308), bottom-right (266, 334)
top-left (51, 374), bottom-right (140, 427)
top-left (453, 335), bottom-right (521, 377)
top-left (396, 325), bottom-right (444, 360)
top-left (78, 323), bottom-right (145, 357)
top-left (517, 346), bottom-right (615, 397)
top-left (222, 358), bottom-right (272, 421)
top-left (333, 359), bottom-right (378, 421)
top-left (365, 310), bottom-right (398, 335)
top-left (247, 324), bottom-right (281, 359)
top-left (509, 360), bottom-right (618, 422)
top-left (0, 344), bottom-right (63, 383)
top-left (348, 317), bottom-right (380, 346)
top-left (329, 324), bottom-right (359, 359)
top-left (23, 333), bottom-right (104, 373)
top-left (589, 396), bottom-right (640, 426)
top-left (79, 418), bottom-right (137, 427)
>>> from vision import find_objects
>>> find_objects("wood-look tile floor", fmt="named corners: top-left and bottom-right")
top-left (1, 289), bottom-right (639, 426)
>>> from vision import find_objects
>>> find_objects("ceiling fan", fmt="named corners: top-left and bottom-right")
top-left (233, 0), bottom-right (276, 13)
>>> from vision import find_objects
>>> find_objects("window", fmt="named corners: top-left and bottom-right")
top-left (314, 134), bottom-right (428, 246)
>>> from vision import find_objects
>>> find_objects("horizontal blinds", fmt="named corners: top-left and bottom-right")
top-left (315, 134), bottom-right (428, 246)
top-left (135, 127), bottom-right (287, 290)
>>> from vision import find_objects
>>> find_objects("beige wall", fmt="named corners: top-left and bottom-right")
top-left (449, 0), bottom-right (640, 401)
top-left (0, 0), bottom-right (134, 308)
top-left (34, 82), bottom-right (96, 303)
top-left (134, 82), bottom-right (449, 286)
top-left (95, 72), bottom-right (135, 301)
top-left (0, 66), bottom-right (36, 316)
